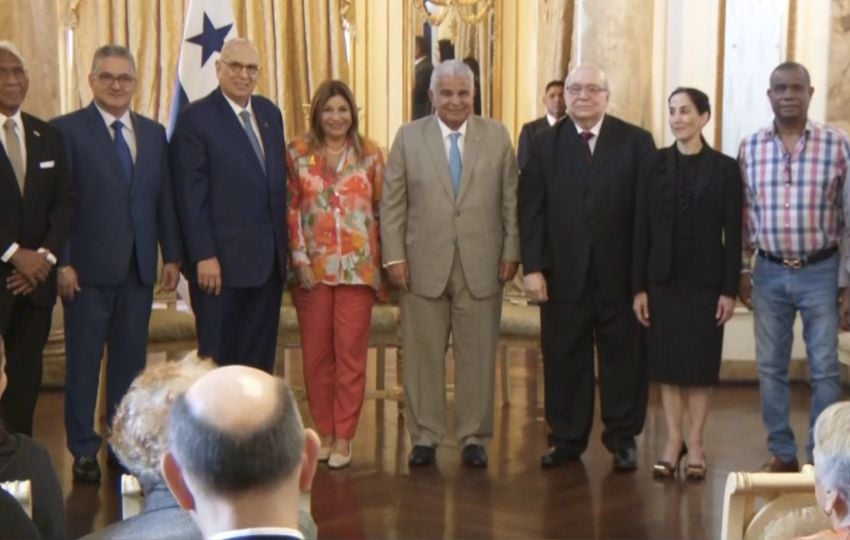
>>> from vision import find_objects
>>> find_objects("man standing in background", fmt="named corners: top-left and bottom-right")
top-left (0, 41), bottom-right (73, 437)
top-left (170, 38), bottom-right (287, 372)
top-left (516, 79), bottom-right (566, 171)
top-left (738, 61), bottom-right (850, 472)
top-left (53, 44), bottom-right (182, 483)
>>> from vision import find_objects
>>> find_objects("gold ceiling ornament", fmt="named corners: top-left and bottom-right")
top-left (415, 0), bottom-right (495, 26)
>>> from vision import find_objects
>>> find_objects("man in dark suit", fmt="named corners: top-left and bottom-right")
top-left (52, 44), bottom-right (182, 483)
top-left (519, 64), bottom-right (656, 471)
top-left (162, 366), bottom-right (319, 540)
top-left (411, 36), bottom-right (433, 120)
top-left (516, 79), bottom-right (566, 170)
top-left (0, 41), bottom-right (73, 436)
top-left (170, 38), bottom-right (287, 372)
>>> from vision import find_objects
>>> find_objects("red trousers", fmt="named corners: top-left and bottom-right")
top-left (292, 284), bottom-right (374, 440)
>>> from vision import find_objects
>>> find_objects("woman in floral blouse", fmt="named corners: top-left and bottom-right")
top-left (285, 79), bottom-right (383, 469)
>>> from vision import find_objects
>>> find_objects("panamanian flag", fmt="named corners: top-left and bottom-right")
top-left (167, 0), bottom-right (236, 135)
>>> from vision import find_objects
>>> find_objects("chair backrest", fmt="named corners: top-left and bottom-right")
top-left (721, 465), bottom-right (828, 540)
top-left (0, 479), bottom-right (32, 517)
top-left (121, 474), bottom-right (143, 519)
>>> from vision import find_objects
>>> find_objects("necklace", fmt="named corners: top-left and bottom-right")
top-left (324, 141), bottom-right (347, 155)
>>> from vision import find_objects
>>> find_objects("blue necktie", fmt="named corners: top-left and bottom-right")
top-left (449, 132), bottom-right (462, 198)
top-left (239, 110), bottom-right (266, 173)
top-left (112, 120), bottom-right (133, 185)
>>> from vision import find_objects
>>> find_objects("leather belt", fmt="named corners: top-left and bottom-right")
top-left (756, 246), bottom-right (838, 269)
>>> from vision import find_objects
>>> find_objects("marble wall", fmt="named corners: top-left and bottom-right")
top-left (828, 0), bottom-right (850, 135)
top-left (572, 0), bottom-right (655, 130)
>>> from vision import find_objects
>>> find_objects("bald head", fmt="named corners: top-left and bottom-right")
top-left (184, 365), bottom-right (278, 434)
top-left (216, 38), bottom-right (260, 107)
top-left (167, 366), bottom-right (305, 494)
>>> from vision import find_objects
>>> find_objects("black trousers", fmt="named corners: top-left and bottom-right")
top-left (189, 271), bottom-right (283, 373)
top-left (0, 295), bottom-right (52, 436)
top-left (540, 269), bottom-right (648, 456)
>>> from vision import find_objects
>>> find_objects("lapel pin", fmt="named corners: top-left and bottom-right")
top-left (33, 130), bottom-right (41, 137)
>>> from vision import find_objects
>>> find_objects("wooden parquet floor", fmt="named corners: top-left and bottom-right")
top-left (31, 347), bottom-right (824, 540)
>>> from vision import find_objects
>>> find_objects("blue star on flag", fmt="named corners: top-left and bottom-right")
top-left (185, 12), bottom-right (233, 66)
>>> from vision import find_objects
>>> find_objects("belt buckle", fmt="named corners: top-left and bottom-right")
top-left (782, 258), bottom-right (803, 269)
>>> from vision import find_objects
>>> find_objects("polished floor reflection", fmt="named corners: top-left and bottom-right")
top-left (35, 347), bottom-right (822, 539)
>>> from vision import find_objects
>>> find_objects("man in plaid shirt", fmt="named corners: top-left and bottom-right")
top-left (738, 61), bottom-right (850, 473)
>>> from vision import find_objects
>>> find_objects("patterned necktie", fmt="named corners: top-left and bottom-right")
top-left (239, 110), bottom-right (266, 173)
top-left (112, 120), bottom-right (134, 185)
top-left (449, 132), bottom-right (462, 198)
top-left (3, 118), bottom-right (25, 194)
top-left (579, 131), bottom-right (595, 163)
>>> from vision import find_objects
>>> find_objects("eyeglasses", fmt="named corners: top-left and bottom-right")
top-left (566, 85), bottom-right (608, 96)
top-left (96, 72), bottom-right (136, 88)
top-left (222, 60), bottom-right (260, 78)
top-left (0, 66), bottom-right (27, 82)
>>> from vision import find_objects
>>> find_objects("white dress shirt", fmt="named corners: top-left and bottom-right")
top-left (437, 116), bottom-right (467, 161)
top-left (209, 527), bottom-right (305, 540)
top-left (94, 104), bottom-right (137, 163)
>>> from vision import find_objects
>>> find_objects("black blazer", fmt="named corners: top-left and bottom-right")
top-left (632, 144), bottom-right (743, 297)
top-left (0, 112), bottom-right (73, 311)
top-left (519, 114), bottom-right (656, 304)
top-left (516, 116), bottom-right (552, 171)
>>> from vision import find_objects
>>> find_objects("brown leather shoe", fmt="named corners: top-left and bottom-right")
top-left (759, 455), bottom-right (800, 473)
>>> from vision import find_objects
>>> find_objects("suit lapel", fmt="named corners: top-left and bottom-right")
top-left (129, 113), bottom-right (148, 193)
top-left (589, 116), bottom-right (615, 178)
top-left (423, 117), bottom-right (455, 202)
top-left (456, 117), bottom-right (479, 204)
top-left (0, 117), bottom-right (23, 201)
top-left (83, 103), bottom-right (129, 188)
top-left (558, 119), bottom-right (591, 179)
top-left (692, 146), bottom-right (717, 200)
top-left (213, 89), bottom-right (267, 178)
top-left (20, 113), bottom-right (44, 201)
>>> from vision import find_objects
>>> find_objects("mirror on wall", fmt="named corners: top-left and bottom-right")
top-left (407, 0), bottom-right (499, 121)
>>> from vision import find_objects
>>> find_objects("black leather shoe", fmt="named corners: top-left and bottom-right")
top-left (612, 447), bottom-right (637, 471)
top-left (408, 445), bottom-right (436, 467)
top-left (72, 456), bottom-right (101, 483)
top-left (540, 447), bottom-right (578, 468)
top-left (461, 444), bottom-right (487, 467)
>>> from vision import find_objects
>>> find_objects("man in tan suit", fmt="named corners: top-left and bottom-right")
top-left (381, 59), bottom-right (519, 468)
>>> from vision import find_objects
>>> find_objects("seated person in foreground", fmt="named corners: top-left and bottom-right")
top-left (0, 342), bottom-right (66, 540)
top-left (82, 354), bottom-right (317, 540)
top-left (162, 365), bottom-right (321, 540)
top-left (796, 401), bottom-right (850, 540)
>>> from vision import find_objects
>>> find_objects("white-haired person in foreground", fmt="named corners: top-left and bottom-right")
top-left (796, 401), bottom-right (850, 540)
top-left (81, 354), bottom-right (318, 540)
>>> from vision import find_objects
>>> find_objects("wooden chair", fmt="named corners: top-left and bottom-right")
top-left (0, 479), bottom-right (32, 517)
top-left (720, 465), bottom-right (828, 540)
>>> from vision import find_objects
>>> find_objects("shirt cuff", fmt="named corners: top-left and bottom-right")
top-left (37, 248), bottom-right (57, 266)
top-left (382, 259), bottom-right (406, 268)
top-left (1, 242), bottom-right (20, 263)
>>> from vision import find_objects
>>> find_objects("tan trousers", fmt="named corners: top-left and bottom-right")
top-left (400, 249), bottom-right (502, 448)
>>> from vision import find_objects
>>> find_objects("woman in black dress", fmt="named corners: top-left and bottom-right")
top-left (632, 87), bottom-right (742, 480)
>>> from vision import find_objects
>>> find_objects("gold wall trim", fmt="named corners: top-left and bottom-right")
top-left (492, 0), bottom-right (503, 121)
top-left (786, 0), bottom-right (797, 60)
top-left (714, 0), bottom-right (726, 150)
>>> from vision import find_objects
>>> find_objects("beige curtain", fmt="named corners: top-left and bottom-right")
top-left (61, 0), bottom-right (348, 139)
top-left (538, 0), bottom-right (573, 96)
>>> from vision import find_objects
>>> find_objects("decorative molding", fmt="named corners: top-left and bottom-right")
top-left (714, 0), bottom-right (726, 150)
top-left (786, 0), bottom-right (797, 60)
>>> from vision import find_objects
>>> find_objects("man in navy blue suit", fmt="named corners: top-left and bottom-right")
top-left (170, 38), bottom-right (287, 372)
top-left (53, 45), bottom-right (182, 483)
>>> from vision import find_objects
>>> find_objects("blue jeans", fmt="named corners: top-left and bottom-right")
top-left (753, 253), bottom-right (841, 462)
